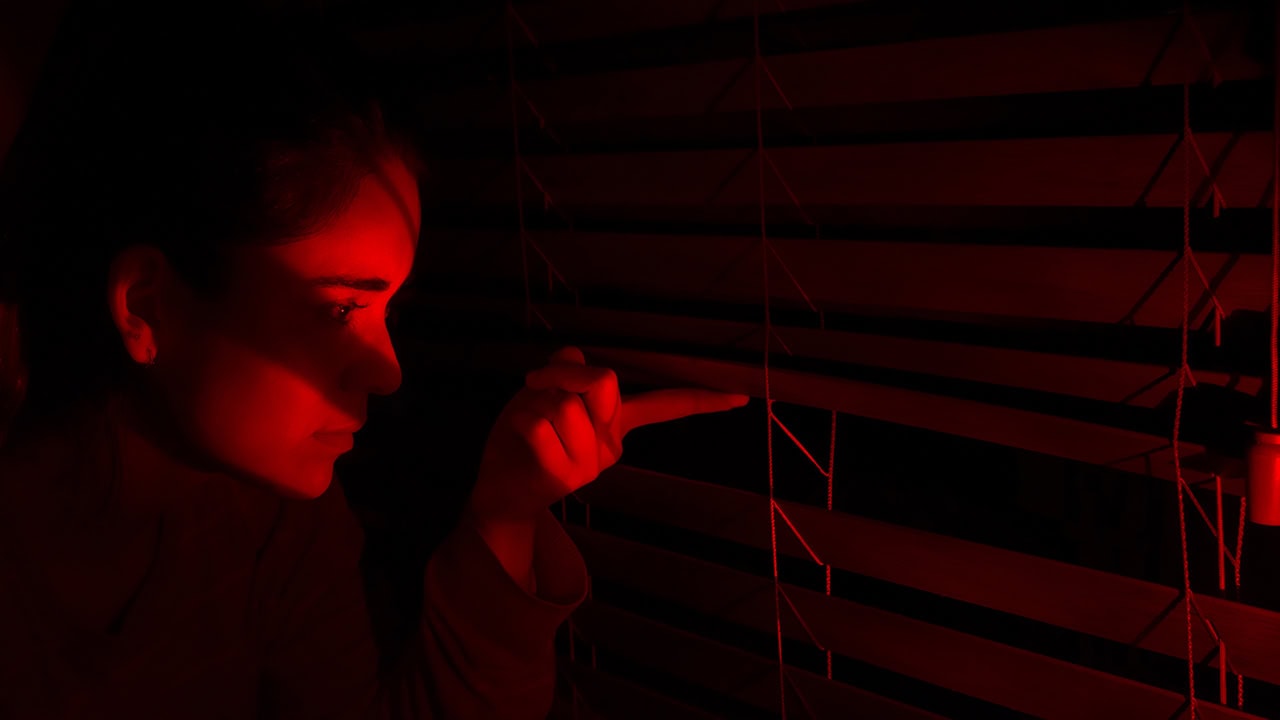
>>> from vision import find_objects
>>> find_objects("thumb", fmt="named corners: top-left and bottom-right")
top-left (548, 346), bottom-right (586, 366)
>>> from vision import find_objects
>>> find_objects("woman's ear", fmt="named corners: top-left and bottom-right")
top-left (106, 245), bottom-right (173, 366)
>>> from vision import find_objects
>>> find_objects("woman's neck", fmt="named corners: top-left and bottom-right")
top-left (3, 387), bottom-right (227, 526)
top-left (104, 387), bottom-right (233, 517)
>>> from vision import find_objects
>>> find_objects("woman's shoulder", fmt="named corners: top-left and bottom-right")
top-left (0, 420), bottom-right (91, 542)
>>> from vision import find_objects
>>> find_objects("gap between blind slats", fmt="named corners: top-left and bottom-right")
top-left (418, 293), bottom-right (1264, 409)
top-left (427, 133), bottom-right (1272, 210)
top-left (576, 467), bottom-right (1280, 685)
top-left (561, 616), bottom-right (946, 720)
top-left (424, 230), bottom-right (1271, 331)
top-left (422, 13), bottom-right (1260, 130)
top-left (569, 527), bottom-right (1269, 720)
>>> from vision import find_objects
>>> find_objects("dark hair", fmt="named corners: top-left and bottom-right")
top-left (0, 2), bottom-right (420, 432)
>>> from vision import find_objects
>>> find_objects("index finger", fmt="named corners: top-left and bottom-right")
top-left (618, 389), bottom-right (751, 436)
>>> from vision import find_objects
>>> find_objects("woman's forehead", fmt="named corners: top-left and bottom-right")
top-left (256, 162), bottom-right (419, 289)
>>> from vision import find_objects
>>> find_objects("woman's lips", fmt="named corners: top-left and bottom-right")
top-left (312, 431), bottom-right (355, 452)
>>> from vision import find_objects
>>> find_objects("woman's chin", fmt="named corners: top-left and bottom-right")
top-left (252, 463), bottom-right (335, 501)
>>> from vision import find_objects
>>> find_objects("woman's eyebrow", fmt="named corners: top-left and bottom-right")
top-left (312, 275), bottom-right (391, 292)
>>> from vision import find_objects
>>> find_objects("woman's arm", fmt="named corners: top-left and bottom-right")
top-left (255, 347), bottom-right (743, 718)
top-left (255, 480), bottom-right (586, 720)
top-left (465, 508), bottom-right (537, 594)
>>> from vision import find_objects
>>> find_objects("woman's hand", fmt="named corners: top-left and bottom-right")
top-left (468, 346), bottom-right (751, 526)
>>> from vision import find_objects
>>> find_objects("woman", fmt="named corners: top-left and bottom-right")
top-left (0, 4), bottom-right (748, 718)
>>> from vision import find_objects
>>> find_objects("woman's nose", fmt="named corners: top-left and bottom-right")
top-left (344, 328), bottom-right (402, 397)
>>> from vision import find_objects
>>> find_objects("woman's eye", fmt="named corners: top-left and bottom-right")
top-left (328, 301), bottom-right (368, 324)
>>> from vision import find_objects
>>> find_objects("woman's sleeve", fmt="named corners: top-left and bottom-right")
top-left (256, 482), bottom-right (589, 719)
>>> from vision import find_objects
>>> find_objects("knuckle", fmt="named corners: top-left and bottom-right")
top-left (507, 409), bottom-right (539, 436)
top-left (555, 390), bottom-right (579, 413)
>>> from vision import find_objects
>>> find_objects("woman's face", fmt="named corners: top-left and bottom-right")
top-left (138, 155), bottom-right (420, 499)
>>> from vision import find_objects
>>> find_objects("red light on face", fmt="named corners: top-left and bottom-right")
top-left (312, 431), bottom-right (354, 453)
